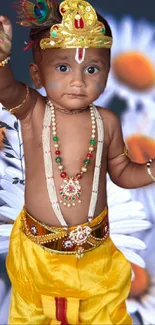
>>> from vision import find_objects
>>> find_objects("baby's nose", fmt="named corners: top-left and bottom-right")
top-left (70, 72), bottom-right (85, 88)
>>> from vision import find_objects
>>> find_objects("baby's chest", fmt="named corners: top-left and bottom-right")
top-left (21, 109), bottom-right (109, 174)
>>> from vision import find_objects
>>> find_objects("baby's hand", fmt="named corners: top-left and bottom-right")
top-left (0, 16), bottom-right (12, 61)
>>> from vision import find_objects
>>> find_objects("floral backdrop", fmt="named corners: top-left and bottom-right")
top-left (94, 15), bottom-right (155, 324)
top-left (1, 1), bottom-right (155, 324)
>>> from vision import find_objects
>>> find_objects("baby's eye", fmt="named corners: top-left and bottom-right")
top-left (57, 65), bottom-right (71, 72)
top-left (85, 66), bottom-right (99, 74)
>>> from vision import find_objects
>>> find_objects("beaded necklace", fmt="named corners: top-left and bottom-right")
top-left (48, 100), bottom-right (96, 208)
top-left (42, 101), bottom-right (104, 227)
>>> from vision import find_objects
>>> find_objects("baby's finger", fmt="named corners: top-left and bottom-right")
top-left (0, 31), bottom-right (12, 59)
top-left (0, 22), bottom-right (3, 32)
top-left (0, 42), bottom-right (11, 59)
top-left (0, 37), bottom-right (11, 49)
top-left (0, 30), bottom-right (11, 42)
top-left (0, 16), bottom-right (12, 40)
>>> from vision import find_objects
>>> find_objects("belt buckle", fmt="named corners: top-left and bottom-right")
top-left (69, 225), bottom-right (92, 258)
top-left (69, 225), bottom-right (92, 245)
top-left (62, 225), bottom-right (92, 258)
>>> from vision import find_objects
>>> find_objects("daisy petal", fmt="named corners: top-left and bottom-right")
top-left (110, 220), bottom-right (151, 233)
top-left (0, 206), bottom-right (20, 221)
top-left (119, 248), bottom-right (146, 268)
top-left (0, 238), bottom-right (10, 254)
top-left (0, 190), bottom-right (23, 209)
top-left (111, 235), bottom-right (146, 250)
top-left (0, 224), bottom-right (13, 236)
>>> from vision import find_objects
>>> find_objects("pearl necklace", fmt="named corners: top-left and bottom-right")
top-left (48, 100), bottom-right (96, 208)
top-left (42, 101), bottom-right (104, 227)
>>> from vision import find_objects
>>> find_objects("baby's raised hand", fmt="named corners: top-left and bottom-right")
top-left (0, 16), bottom-right (12, 61)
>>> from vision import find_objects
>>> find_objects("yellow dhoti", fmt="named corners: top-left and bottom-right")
top-left (6, 207), bottom-right (132, 324)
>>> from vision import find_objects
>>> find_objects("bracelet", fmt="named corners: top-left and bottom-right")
top-left (146, 158), bottom-right (155, 182)
top-left (119, 146), bottom-right (129, 158)
top-left (0, 56), bottom-right (11, 67)
top-left (9, 84), bottom-right (30, 115)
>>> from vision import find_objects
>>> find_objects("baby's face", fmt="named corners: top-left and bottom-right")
top-left (31, 48), bottom-right (110, 109)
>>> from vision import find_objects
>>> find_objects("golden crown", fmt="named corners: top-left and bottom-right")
top-left (40, 0), bottom-right (113, 49)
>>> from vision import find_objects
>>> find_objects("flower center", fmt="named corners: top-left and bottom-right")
top-left (112, 52), bottom-right (155, 91)
top-left (130, 264), bottom-right (150, 298)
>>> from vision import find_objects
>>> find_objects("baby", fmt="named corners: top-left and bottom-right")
top-left (0, 0), bottom-right (154, 324)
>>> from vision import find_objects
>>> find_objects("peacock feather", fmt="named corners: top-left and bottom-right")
top-left (13, 0), bottom-right (60, 27)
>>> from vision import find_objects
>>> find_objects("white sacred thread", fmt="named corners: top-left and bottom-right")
top-left (42, 101), bottom-right (104, 226)
top-left (42, 103), bottom-right (67, 227)
top-left (88, 105), bottom-right (104, 219)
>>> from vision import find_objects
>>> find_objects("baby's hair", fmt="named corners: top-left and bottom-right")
top-left (97, 13), bottom-right (112, 38)
top-left (29, 6), bottom-right (112, 62)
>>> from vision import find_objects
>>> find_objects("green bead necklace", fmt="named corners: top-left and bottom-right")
top-left (48, 100), bottom-right (96, 208)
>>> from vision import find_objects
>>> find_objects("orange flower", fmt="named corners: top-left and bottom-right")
top-left (126, 135), bottom-right (155, 163)
top-left (130, 263), bottom-right (150, 298)
top-left (112, 52), bottom-right (155, 91)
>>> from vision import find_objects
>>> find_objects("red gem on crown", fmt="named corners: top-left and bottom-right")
top-left (61, 7), bottom-right (66, 14)
top-left (74, 14), bottom-right (84, 29)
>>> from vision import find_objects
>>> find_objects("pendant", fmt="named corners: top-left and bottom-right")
top-left (76, 246), bottom-right (84, 259)
top-left (59, 176), bottom-right (82, 207)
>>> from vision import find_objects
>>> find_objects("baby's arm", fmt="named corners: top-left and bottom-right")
top-left (0, 16), bottom-right (39, 120)
top-left (107, 110), bottom-right (155, 189)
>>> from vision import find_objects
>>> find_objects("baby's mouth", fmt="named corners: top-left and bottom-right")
top-left (67, 93), bottom-right (86, 97)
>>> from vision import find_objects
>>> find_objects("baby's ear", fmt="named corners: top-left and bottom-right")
top-left (29, 63), bottom-right (43, 89)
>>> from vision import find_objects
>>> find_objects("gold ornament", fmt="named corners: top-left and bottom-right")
top-left (40, 0), bottom-right (113, 49)
top-left (119, 146), bottom-right (130, 158)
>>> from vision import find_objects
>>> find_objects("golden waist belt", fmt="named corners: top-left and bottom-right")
top-left (21, 207), bottom-right (109, 258)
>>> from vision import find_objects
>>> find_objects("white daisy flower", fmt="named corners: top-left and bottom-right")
top-left (0, 103), bottom-right (25, 172)
top-left (107, 176), bottom-right (151, 267)
top-left (94, 16), bottom-right (155, 117)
